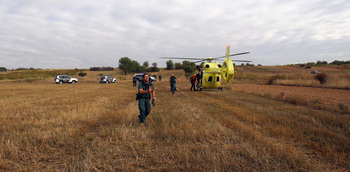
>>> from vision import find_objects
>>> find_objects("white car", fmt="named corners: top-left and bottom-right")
top-left (54, 75), bottom-right (78, 84)
top-left (99, 75), bottom-right (117, 83)
top-left (133, 73), bottom-right (156, 82)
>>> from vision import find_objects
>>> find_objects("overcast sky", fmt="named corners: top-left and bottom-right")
top-left (0, 0), bottom-right (349, 69)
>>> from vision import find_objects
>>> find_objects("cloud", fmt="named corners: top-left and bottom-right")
top-left (0, 0), bottom-right (349, 69)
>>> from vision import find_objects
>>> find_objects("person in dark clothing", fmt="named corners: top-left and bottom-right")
top-left (132, 76), bottom-right (137, 87)
top-left (190, 74), bottom-right (196, 91)
top-left (137, 73), bottom-right (156, 125)
top-left (196, 69), bottom-right (201, 90)
top-left (169, 74), bottom-right (176, 94)
top-left (159, 75), bottom-right (162, 82)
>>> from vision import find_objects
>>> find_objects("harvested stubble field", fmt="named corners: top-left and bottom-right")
top-left (0, 69), bottom-right (349, 171)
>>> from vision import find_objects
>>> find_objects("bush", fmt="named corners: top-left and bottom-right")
top-left (166, 60), bottom-right (174, 70)
top-left (314, 73), bottom-right (327, 84)
top-left (267, 75), bottom-right (286, 85)
top-left (78, 72), bottom-right (87, 77)
top-left (0, 67), bottom-right (6, 72)
top-left (89, 67), bottom-right (114, 71)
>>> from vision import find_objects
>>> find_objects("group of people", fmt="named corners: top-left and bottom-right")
top-left (135, 72), bottom-right (201, 125)
top-left (190, 70), bottom-right (202, 91)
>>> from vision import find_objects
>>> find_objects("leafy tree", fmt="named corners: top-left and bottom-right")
top-left (143, 61), bottom-right (149, 68)
top-left (330, 60), bottom-right (350, 65)
top-left (119, 57), bottom-right (133, 75)
top-left (182, 60), bottom-right (196, 73)
top-left (132, 60), bottom-right (142, 73)
top-left (316, 61), bottom-right (328, 65)
top-left (150, 62), bottom-right (159, 72)
top-left (166, 60), bottom-right (174, 70)
top-left (0, 67), bottom-right (6, 72)
top-left (175, 62), bottom-right (182, 70)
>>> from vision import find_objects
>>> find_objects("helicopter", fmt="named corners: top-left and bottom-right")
top-left (162, 44), bottom-right (251, 91)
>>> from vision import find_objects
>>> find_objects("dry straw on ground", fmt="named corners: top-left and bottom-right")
top-left (0, 68), bottom-right (349, 171)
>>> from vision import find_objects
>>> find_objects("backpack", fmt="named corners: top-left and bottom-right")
top-left (191, 76), bottom-right (195, 83)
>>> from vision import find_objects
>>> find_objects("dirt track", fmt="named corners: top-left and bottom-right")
top-left (231, 84), bottom-right (350, 112)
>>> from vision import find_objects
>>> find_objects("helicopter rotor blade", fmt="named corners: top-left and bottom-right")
top-left (231, 60), bottom-right (252, 62)
top-left (211, 52), bottom-right (250, 60)
top-left (191, 60), bottom-right (206, 63)
top-left (160, 57), bottom-right (202, 60)
top-left (229, 52), bottom-right (250, 57)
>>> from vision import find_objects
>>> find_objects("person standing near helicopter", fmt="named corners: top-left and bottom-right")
top-left (196, 68), bottom-right (202, 90)
top-left (190, 74), bottom-right (196, 91)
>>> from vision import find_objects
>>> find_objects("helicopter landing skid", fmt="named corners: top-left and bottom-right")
top-left (218, 87), bottom-right (223, 92)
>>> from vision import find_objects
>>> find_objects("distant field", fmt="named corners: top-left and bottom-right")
top-left (0, 67), bottom-right (349, 171)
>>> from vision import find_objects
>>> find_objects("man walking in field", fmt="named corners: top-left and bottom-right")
top-left (132, 76), bottom-right (137, 87)
top-left (137, 73), bottom-right (156, 125)
top-left (169, 74), bottom-right (176, 94)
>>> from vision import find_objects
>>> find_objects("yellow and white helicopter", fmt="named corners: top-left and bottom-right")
top-left (163, 44), bottom-right (250, 91)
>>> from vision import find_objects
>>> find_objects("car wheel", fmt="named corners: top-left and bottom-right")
top-left (59, 81), bottom-right (63, 84)
top-left (72, 81), bottom-right (76, 84)
top-left (106, 81), bottom-right (109, 84)
top-left (114, 80), bottom-right (117, 83)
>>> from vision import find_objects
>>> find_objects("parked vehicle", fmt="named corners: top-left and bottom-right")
top-left (99, 75), bottom-right (117, 83)
top-left (133, 73), bottom-right (156, 82)
top-left (311, 70), bottom-right (320, 74)
top-left (54, 75), bottom-right (78, 84)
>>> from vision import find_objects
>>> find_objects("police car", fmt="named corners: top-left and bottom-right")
top-left (54, 75), bottom-right (78, 84)
top-left (133, 73), bottom-right (156, 82)
top-left (99, 75), bottom-right (117, 83)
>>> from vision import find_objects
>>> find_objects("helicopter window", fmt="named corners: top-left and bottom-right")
top-left (205, 64), bottom-right (210, 68)
top-left (208, 76), bottom-right (213, 82)
top-left (218, 64), bottom-right (222, 68)
top-left (217, 76), bottom-right (220, 82)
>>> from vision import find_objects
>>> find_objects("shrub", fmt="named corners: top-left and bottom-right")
top-left (267, 75), bottom-right (286, 85)
top-left (166, 60), bottom-right (174, 70)
top-left (338, 103), bottom-right (348, 114)
top-left (89, 67), bottom-right (114, 71)
top-left (78, 72), bottom-right (87, 77)
top-left (0, 67), bottom-right (6, 72)
top-left (314, 73), bottom-right (327, 84)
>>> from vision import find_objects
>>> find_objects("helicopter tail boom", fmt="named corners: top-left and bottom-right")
top-left (226, 44), bottom-right (230, 58)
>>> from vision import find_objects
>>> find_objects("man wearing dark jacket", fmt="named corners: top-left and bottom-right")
top-left (169, 74), bottom-right (176, 94)
top-left (137, 73), bottom-right (156, 125)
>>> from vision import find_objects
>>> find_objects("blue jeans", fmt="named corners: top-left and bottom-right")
top-left (138, 98), bottom-right (151, 123)
top-left (171, 83), bottom-right (176, 94)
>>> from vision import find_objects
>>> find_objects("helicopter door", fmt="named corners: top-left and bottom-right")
top-left (208, 76), bottom-right (213, 82)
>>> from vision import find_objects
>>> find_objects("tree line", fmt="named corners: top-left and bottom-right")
top-left (89, 67), bottom-right (114, 71)
top-left (292, 60), bottom-right (350, 67)
top-left (118, 57), bottom-right (160, 76)
top-left (165, 60), bottom-right (198, 74)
